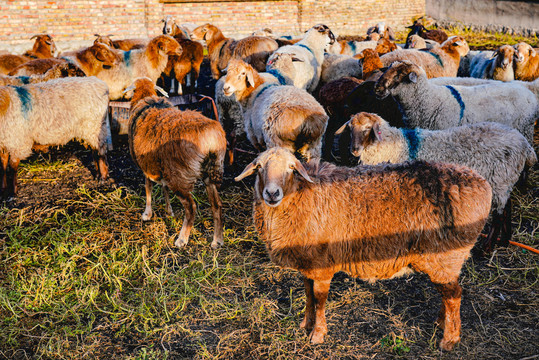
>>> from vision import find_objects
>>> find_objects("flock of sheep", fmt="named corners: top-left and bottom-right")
top-left (0, 15), bottom-right (538, 352)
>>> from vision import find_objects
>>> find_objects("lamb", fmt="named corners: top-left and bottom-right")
top-left (0, 35), bottom-right (57, 75)
top-left (380, 36), bottom-right (470, 78)
top-left (337, 112), bottom-right (537, 250)
top-left (266, 24), bottom-right (335, 93)
top-left (0, 62), bottom-right (85, 86)
top-left (374, 61), bottom-right (538, 143)
top-left (9, 42), bottom-right (119, 77)
top-left (470, 45), bottom-right (515, 81)
top-left (235, 147), bottom-right (492, 351)
top-left (126, 78), bottom-right (227, 249)
top-left (0, 77), bottom-right (110, 195)
top-left (95, 35), bottom-right (182, 100)
top-left (190, 23), bottom-right (279, 79)
top-left (222, 59), bottom-right (328, 161)
top-left (514, 42), bottom-right (539, 81)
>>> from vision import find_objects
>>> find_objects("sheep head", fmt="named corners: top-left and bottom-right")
top-left (191, 23), bottom-right (220, 42)
top-left (441, 36), bottom-right (469, 57)
top-left (405, 34), bottom-right (426, 49)
top-left (335, 112), bottom-right (384, 158)
top-left (30, 34), bottom-right (57, 57)
top-left (150, 35), bottom-right (182, 56)
top-left (222, 59), bottom-right (259, 100)
top-left (514, 42), bottom-right (536, 65)
top-left (494, 45), bottom-right (515, 70)
top-left (375, 38), bottom-right (397, 55)
top-left (235, 148), bottom-right (313, 207)
top-left (55, 62), bottom-right (86, 77)
top-left (89, 43), bottom-right (121, 69)
top-left (161, 15), bottom-right (176, 35)
top-left (125, 77), bottom-right (168, 103)
top-left (309, 24), bottom-right (336, 48)
top-left (94, 34), bottom-right (114, 48)
top-left (374, 60), bottom-right (425, 99)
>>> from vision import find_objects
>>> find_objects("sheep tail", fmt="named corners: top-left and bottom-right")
top-left (202, 152), bottom-right (224, 186)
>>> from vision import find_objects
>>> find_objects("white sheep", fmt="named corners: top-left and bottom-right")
top-left (338, 112), bottom-right (537, 250)
top-left (374, 61), bottom-right (538, 144)
top-left (223, 59), bottom-right (328, 161)
top-left (0, 77), bottom-right (110, 195)
top-left (470, 45), bottom-right (515, 81)
top-left (380, 36), bottom-right (470, 78)
top-left (235, 147), bottom-right (492, 351)
top-left (266, 24), bottom-right (336, 93)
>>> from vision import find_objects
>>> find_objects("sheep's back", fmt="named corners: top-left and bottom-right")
top-left (381, 49), bottom-right (457, 78)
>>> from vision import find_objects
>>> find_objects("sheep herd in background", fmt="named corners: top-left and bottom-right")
top-left (0, 15), bottom-right (538, 352)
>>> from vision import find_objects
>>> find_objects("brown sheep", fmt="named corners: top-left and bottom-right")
top-left (127, 78), bottom-right (227, 249)
top-left (94, 34), bottom-right (148, 51)
top-left (235, 147), bottom-right (492, 351)
top-left (514, 42), bottom-right (539, 81)
top-left (9, 43), bottom-right (120, 77)
top-left (191, 23), bottom-right (279, 79)
top-left (0, 62), bottom-right (85, 86)
top-left (406, 23), bottom-right (448, 44)
top-left (374, 37), bottom-right (398, 55)
top-left (353, 48), bottom-right (383, 79)
top-left (0, 35), bottom-right (57, 75)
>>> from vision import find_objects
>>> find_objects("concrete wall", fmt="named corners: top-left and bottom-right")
top-left (427, 0), bottom-right (538, 33)
top-left (0, 0), bottom-right (425, 54)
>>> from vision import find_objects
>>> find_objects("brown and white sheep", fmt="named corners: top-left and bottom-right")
top-left (127, 78), bottom-right (227, 249)
top-left (235, 147), bottom-right (492, 351)
top-left (470, 45), bottom-right (515, 81)
top-left (191, 23), bottom-right (279, 79)
top-left (0, 35), bottom-right (57, 75)
top-left (514, 42), bottom-right (539, 81)
top-left (0, 77), bottom-right (110, 196)
top-left (0, 62), bottom-right (85, 86)
top-left (381, 36), bottom-right (469, 78)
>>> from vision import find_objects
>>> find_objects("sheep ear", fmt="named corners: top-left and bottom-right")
top-left (246, 69), bottom-right (255, 88)
top-left (235, 161), bottom-right (259, 181)
top-left (292, 159), bottom-right (314, 183)
top-left (154, 85), bottom-right (169, 98)
top-left (372, 122), bottom-right (382, 142)
top-left (122, 84), bottom-right (135, 94)
top-left (408, 72), bottom-right (418, 83)
top-left (291, 56), bottom-right (304, 62)
top-left (335, 120), bottom-right (350, 135)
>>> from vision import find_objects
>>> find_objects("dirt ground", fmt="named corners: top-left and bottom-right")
top-left (1, 58), bottom-right (538, 360)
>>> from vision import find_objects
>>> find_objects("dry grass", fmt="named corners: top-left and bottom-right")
top-left (1, 28), bottom-right (538, 360)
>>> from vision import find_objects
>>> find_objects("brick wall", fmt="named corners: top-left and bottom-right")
top-left (0, 0), bottom-right (425, 53)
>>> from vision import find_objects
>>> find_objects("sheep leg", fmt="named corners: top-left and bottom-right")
top-left (435, 281), bottom-right (462, 351)
top-left (205, 181), bottom-right (224, 249)
top-left (0, 150), bottom-right (8, 194)
top-left (481, 211), bottom-right (503, 253)
top-left (175, 191), bottom-right (197, 248)
top-left (141, 177), bottom-right (153, 221)
top-left (300, 277), bottom-right (315, 332)
top-left (226, 134), bottom-right (236, 166)
top-left (309, 279), bottom-right (331, 344)
top-left (163, 185), bottom-right (174, 217)
top-left (8, 157), bottom-right (20, 196)
top-left (498, 198), bottom-right (512, 247)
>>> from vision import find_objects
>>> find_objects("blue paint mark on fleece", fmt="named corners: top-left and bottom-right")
top-left (124, 50), bottom-right (132, 68)
top-left (254, 83), bottom-right (279, 102)
top-left (445, 85), bottom-right (465, 125)
top-left (348, 41), bottom-right (357, 55)
top-left (10, 85), bottom-right (32, 119)
top-left (419, 49), bottom-right (444, 67)
top-left (401, 128), bottom-right (422, 160)
top-left (297, 44), bottom-right (314, 55)
top-left (17, 76), bottom-right (31, 84)
top-left (267, 69), bottom-right (287, 85)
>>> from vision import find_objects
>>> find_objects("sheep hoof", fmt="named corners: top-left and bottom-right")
top-left (308, 329), bottom-right (326, 344)
top-left (210, 239), bottom-right (223, 250)
top-left (300, 318), bottom-right (314, 331)
top-left (435, 318), bottom-right (445, 330)
top-left (141, 211), bottom-right (152, 221)
top-left (175, 237), bottom-right (189, 248)
top-left (166, 208), bottom-right (174, 217)
top-left (439, 337), bottom-right (459, 351)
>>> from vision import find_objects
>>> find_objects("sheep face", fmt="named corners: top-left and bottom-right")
top-left (336, 112), bottom-right (382, 158)
top-left (442, 36), bottom-right (470, 57)
top-left (30, 34), bottom-right (57, 57)
top-left (152, 35), bottom-right (182, 56)
top-left (56, 62), bottom-right (86, 77)
top-left (222, 60), bottom-right (255, 98)
top-left (514, 42), bottom-right (535, 65)
top-left (235, 148), bottom-right (313, 207)
top-left (94, 34), bottom-right (114, 48)
top-left (310, 24), bottom-right (336, 49)
top-left (494, 45), bottom-right (515, 70)
top-left (161, 15), bottom-right (176, 35)
top-left (374, 61), bottom-right (423, 98)
top-left (405, 34), bottom-right (426, 49)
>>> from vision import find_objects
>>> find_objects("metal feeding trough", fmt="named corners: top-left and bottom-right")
top-left (108, 94), bottom-right (219, 136)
